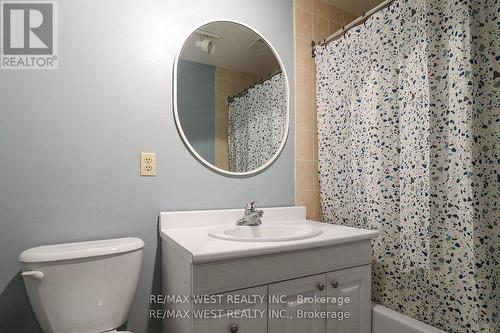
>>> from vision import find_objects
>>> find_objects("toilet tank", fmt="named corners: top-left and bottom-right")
top-left (19, 237), bottom-right (144, 333)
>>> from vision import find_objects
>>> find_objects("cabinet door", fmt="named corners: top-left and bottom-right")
top-left (193, 286), bottom-right (267, 333)
top-left (268, 274), bottom-right (326, 333)
top-left (325, 265), bottom-right (371, 333)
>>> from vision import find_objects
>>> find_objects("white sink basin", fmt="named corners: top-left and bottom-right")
top-left (208, 225), bottom-right (322, 242)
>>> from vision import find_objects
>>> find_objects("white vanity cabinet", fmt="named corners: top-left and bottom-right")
top-left (326, 265), bottom-right (371, 333)
top-left (268, 266), bottom-right (371, 333)
top-left (160, 207), bottom-right (378, 333)
top-left (268, 274), bottom-right (327, 333)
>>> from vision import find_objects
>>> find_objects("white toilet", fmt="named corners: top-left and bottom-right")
top-left (19, 237), bottom-right (144, 333)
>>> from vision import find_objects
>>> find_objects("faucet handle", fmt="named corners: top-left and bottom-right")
top-left (245, 201), bottom-right (257, 212)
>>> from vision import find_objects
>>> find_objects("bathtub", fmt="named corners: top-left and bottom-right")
top-left (372, 303), bottom-right (446, 333)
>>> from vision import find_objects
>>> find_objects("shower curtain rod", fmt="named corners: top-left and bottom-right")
top-left (313, 0), bottom-right (396, 52)
top-left (227, 68), bottom-right (282, 103)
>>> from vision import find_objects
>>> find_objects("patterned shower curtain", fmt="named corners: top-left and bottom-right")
top-left (228, 72), bottom-right (286, 172)
top-left (314, 0), bottom-right (498, 332)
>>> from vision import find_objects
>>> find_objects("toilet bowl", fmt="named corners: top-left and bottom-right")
top-left (19, 237), bottom-right (144, 333)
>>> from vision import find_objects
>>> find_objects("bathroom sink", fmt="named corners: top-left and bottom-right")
top-left (208, 225), bottom-right (322, 242)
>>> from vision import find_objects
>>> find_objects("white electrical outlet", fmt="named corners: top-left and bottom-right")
top-left (140, 152), bottom-right (156, 176)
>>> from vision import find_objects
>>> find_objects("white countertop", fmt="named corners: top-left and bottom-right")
top-left (160, 206), bottom-right (379, 264)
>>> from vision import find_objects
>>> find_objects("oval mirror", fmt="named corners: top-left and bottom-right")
top-left (174, 20), bottom-right (289, 176)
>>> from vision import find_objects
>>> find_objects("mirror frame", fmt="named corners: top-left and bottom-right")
top-left (173, 19), bottom-right (290, 177)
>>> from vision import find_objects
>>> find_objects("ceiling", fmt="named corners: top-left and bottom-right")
top-left (180, 22), bottom-right (280, 77)
top-left (324, 0), bottom-right (385, 16)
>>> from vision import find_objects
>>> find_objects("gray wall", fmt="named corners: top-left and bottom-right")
top-left (177, 59), bottom-right (216, 164)
top-left (0, 0), bottom-right (295, 332)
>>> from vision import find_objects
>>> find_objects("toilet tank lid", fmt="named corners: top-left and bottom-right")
top-left (19, 237), bottom-right (144, 263)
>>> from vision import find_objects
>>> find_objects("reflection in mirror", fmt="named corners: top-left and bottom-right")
top-left (175, 21), bottom-right (288, 175)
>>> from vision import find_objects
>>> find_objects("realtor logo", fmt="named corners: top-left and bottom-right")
top-left (1, 1), bottom-right (58, 69)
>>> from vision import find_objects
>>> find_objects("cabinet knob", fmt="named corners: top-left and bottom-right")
top-left (331, 281), bottom-right (339, 288)
top-left (229, 324), bottom-right (239, 333)
top-left (317, 283), bottom-right (325, 291)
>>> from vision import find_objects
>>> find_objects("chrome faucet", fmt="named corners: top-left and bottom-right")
top-left (237, 201), bottom-right (264, 226)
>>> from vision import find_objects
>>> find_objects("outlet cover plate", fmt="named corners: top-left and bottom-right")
top-left (140, 152), bottom-right (156, 176)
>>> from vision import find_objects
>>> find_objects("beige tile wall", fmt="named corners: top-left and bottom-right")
top-left (294, 0), bottom-right (357, 220)
top-left (215, 67), bottom-right (260, 170)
